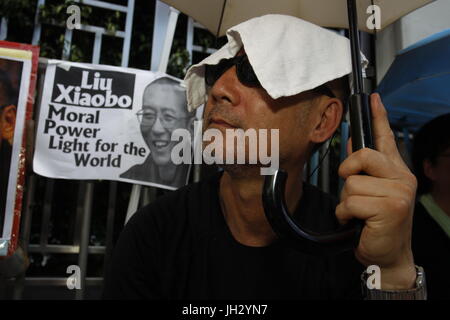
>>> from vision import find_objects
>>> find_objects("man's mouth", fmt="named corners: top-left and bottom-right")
top-left (210, 117), bottom-right (237, 128)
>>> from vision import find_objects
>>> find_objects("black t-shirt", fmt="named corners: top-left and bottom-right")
top-left (103, 171), bottom-right (365, 300)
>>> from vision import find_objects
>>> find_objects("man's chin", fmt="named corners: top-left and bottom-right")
top-left (218, 163), bottom-right (264, 178)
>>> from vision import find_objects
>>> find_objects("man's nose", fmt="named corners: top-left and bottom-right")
top-left (151, 117), bottom-right (166, 134)
top-left (210, 66), bottom-right (242, 107)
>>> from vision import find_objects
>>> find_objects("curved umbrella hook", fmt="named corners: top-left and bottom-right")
top-left (262, 169), bottom-right (363, 255)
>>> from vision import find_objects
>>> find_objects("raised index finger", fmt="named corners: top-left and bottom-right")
top-left (370, 93), bottom-right (407, 169)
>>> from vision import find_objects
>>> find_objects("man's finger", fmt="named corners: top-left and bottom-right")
top-left (370, 93), bottom-right (407, 169)
top-left (340, 175), bottom-right (412, 200)
top-left (338, 148), bottom-right (404, 180)
top-left (336, 195), bottom-right (400, 225)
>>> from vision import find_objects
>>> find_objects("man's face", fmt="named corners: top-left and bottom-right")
top-left (140, 83), bottom-right (190, 166)
top-left (203, 54), bottom-right (318, 171)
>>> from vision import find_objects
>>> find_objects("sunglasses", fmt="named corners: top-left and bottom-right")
top-left (204, 55), bottom-right (336, 98)
top-left (205, 55), bottom-right (261, 88)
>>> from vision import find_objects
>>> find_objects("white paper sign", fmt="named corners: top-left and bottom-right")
top-left (34, 60), bottom-right (196, 190)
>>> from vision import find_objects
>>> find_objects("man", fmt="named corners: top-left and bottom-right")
top-left (120, 77), bottom-right (195, 189)
top-left (0, 69), bottom-right (17, 233)
top-left (104, 15), bottom-right (421, 299)
top-left (411, 114), bottom-right (450, 299)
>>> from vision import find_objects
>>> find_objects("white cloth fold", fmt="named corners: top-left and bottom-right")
top-left (184, 14), bottom-right (368, 112)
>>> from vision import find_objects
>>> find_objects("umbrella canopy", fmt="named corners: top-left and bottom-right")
top-left (377, 28), bottom-right (450, 132)
top-left (161, 0), bottom-right (434, 36)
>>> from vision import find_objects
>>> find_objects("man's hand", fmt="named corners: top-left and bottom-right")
top-left (336, 93), bottom-right (417, 290)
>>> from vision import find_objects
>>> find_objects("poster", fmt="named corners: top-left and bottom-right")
top-left (0, 41), bottom-right (39, 257)
top-left (34, 60), bottom-right (198, 191)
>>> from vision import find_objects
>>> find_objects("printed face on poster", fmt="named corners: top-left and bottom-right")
top-left (33, 60), bottom-right (198, 191)
top-left (0, 42), bottom-right (37, 257)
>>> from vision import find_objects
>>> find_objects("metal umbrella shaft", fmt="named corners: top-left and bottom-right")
top-left (347, 0), bottom-right (374, 151)
top-left (347, 0), bottom-right (364, 95)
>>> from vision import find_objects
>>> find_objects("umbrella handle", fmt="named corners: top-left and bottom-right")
top-left (349, 93), bottom-right (374, 150)
top-left (262, 170), bottom-right (363, 256)
top-left (261, 93), bottom-right (374, 255)
top-left (261, 0), bottom-right (376, 255)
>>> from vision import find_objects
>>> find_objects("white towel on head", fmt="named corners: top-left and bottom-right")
top-left (184, 14), bottom-right (368, 112)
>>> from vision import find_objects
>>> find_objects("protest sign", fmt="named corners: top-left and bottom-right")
top-left (0, 41), bottom-right (39, 257)
top-left (34, 60), bottom-right (196, 191)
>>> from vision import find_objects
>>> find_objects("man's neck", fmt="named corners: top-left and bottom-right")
top-left (430, 189), bottom-right (450, 217)
top-left (219, 166), bottom-right (304, 247)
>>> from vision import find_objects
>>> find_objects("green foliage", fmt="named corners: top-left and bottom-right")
top-left (104, 10), bottom-right (121, 35)
top-left (0, 1), bottom-right (209, 73)
top-left (167, 39), bottom-right (190, 79)
top-left (35, 0), bottom-right (122, 62)
top-left (0, 0), bottom-right (35, 27)
top-left (0, 0), bottom-right (36, 42)
top-left (39, 32), bottom-right (65, 60)
top-left (198, 37), bottom-right (214, 53)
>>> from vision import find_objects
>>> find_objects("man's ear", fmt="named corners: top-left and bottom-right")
top-left (1, 105), bottom-right (17, 144)
top-left (309, 98), bottom-right (343, 144)
top-left (423, 159), bottom-right (437, 182)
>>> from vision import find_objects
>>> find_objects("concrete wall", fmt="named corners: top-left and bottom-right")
top-left (375, 0), bottom-right (450, 84)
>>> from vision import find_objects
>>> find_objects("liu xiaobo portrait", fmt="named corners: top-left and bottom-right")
top-left (120, 77), bottom-right (195, 189)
